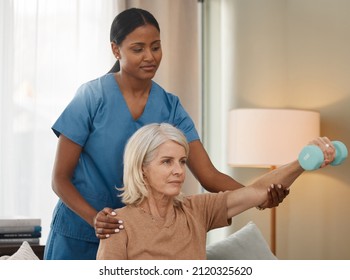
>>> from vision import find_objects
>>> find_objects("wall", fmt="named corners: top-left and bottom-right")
top-left (204, 0), bottom-right (350, 259)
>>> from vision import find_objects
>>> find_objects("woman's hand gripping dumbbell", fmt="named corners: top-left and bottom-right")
top-left (298, 138), bottom-right (348, 170)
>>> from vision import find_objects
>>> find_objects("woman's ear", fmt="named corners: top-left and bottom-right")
top-left (111, 42), bottom-right (121, 59)
top-left (141, 168), bottom-right (149, 188)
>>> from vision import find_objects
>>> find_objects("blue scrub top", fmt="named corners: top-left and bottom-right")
top-left (50, 73), bottom-right (200, 242)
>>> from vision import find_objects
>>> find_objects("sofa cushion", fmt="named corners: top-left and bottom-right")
top-left (1, 241), bottom-right (40, 260)
top-left (206, 221), bottom-right (277, 260)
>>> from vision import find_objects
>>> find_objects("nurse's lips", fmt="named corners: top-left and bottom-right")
top-left (140, 64), bottom-right (157, 71)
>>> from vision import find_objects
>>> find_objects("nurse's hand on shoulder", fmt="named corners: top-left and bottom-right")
top-left (94, 207), bottom-right (124, 239)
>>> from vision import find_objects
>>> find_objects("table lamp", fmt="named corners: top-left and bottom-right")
top-left (227, 108), bottom-right (320, 255)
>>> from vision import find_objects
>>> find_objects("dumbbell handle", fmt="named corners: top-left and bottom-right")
top-left (298, 141), bottom-right (348, 171)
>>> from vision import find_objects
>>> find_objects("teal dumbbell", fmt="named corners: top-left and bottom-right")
top-left (298, 141), bottom-right (348, 170)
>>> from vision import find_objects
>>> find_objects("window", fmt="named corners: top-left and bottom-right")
top-left (0, 0), bottom-right (116, 242)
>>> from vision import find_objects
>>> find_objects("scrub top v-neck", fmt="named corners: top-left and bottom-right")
top-left (115, 78), bottom-right (153, 123)
top-left (50, 73), bottom-right (200, 242)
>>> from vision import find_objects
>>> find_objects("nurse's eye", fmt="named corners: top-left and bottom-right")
top-left (132, 48), bottom-right (143, 53)
top-left (152, 46), bottom-right (161, 52)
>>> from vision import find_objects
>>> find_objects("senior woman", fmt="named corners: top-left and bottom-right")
top-left (97, 123), bottom-right (334, 260)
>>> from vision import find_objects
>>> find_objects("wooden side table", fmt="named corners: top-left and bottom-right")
top-left (0, 244), bottom-right (45, 260)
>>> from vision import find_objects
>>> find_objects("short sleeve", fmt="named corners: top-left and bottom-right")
top-left (173, 99), bottom-right (200, 143)
top-left (96, 230), bottom-right (128, 260)
top-left (52, 82), bottom-right (99, 146)
top-left (185, 192), bottom-right (232, 232)
top-left (146, 82), bottom-right (200, 144)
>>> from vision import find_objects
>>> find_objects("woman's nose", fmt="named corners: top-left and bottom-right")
top-left (144, 48), bottom-right (154, 61)
top-left (172, 162), bottom-right (184, 175)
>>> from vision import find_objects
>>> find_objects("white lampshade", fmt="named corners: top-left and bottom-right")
top-left (228, 108), bottom-right (320, 167)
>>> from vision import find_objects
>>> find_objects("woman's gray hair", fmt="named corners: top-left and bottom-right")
top-left (119, 123), bottom-right (189, 205)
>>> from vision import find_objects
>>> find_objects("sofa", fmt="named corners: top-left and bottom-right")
top-left (0, 221), bottom-right (276, 260)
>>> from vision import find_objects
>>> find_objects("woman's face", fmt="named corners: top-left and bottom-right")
top-left (113, 24), bottom-right (162, 81)
top-left (142, 140), bottom-right (187, 199)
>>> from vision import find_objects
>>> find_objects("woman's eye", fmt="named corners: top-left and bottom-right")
top-left (152, 46), bottom-right (160, 51)
top-left (132, 48), bottom-right (143, 53)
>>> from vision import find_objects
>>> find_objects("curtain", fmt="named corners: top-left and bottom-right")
top-left (0, 0), bottom-right (118, 243)
top-left (0, 0), bottom-right (200, 244)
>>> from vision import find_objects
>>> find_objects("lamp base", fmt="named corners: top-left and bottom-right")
top-left (271, 207), bottom-right (276, 255)
top-left (270, 165), bottom-right (277, 256)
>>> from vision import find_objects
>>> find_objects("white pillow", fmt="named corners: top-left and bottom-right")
top-left (206, 221), bottom-right (277, 260)
top-left (5, 241), bottom-right (40, 260)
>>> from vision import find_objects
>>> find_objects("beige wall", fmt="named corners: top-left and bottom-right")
top-left (205, 0), bottom-right (350, 259)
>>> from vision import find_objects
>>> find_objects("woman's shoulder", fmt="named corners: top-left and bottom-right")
top-left (115, 205), bottom-right (141, 219)
top-left (182, 192), bottom-right (229, 208)
top-left (78, 73), bottom-right (116, 93)
top-left (181, 194), bottom-right (206, 209)
top-left (73, 73), bottom-right (119, 106)
top-left (114, 205), bottom-right (129, 216)
top-left (151, 80), bottom-right (179, 100)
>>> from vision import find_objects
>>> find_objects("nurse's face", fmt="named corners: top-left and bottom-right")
top-left (112, 24), bottom-right (162, 81)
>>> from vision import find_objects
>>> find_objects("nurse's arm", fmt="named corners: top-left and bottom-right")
top-left (51, 134), bottom-right (98, 227)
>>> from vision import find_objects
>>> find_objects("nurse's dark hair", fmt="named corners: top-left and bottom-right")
top-left (108, 8), bottom-right (160, 73)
